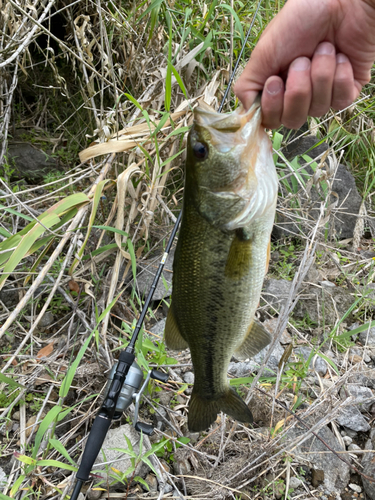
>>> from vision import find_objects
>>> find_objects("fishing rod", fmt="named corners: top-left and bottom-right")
top-left (69, 5), bottom-right (262, 499)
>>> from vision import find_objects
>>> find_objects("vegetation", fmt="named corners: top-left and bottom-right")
top-left (0, 0), bottom-right (374, 499)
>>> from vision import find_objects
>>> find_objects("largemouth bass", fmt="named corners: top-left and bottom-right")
top-left (164, 99), bottom-right (278, 432)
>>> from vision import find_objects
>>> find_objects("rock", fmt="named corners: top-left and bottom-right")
top-left (294, 347), bottom-right (328, 376)
top-left (38, 311), bottom-right (54, 328)
top-left (6, 142), bottom-right (59, 182)
top-left (293, 284), bottom-right (355, 326)
top-left (286, 422), bottom-right (350, 492)
top-left (25, 415), bottom-right (40, 438)
top-left (94, 424), bottom-right (151, 483)
top-left (349, 347), bottom-right (371, 364)
top-left (150, 318), bottom-right (166, 336)
top-left (229, 341), bottom-right (285, 376)
top-left (263, 318), bottom-right (292, 344)
top-left (0, 466), bottom-right (7, 488)
top-left (173, 449), bottom-right (191, 476)
top-left (342, 435), bottom-right (352, 446)
top-left (289, 477), bottom-right (302, 489)
top-left (336, 406), bottom-right (371, 432)
top-left (358, 327), bottom-right (375, 345)
top-left (274, 135), bottom-right (364, 240)
top-left (311, 469), bottom-right (325, 487)
top-left (135, 248), bottom-right (174, 301)
top-left (12, 411), bottom-right (20, 421)
top-left (262, 279), bottom-right (292, 312)
top-left (349, 484), bottom-right (362, 494)
top-left (347, 368), bottom-right (375, 389)
top-left (339, 384), bottom-right (375, 412)
top-left (87, 488), bottom-right (102, 500)
top-left (0, 287), bottom-right (18, 308)
top-left (347, 443), bottom-right (361, 453)
top-left (144, 473), bottom-right (158, 492)
top-left (362, 432), bottom-right (375, 500)
top-left (183, 372), bottom-right (194, 384)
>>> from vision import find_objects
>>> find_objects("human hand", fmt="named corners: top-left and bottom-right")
top-left (234, 0), bottom-right (375, 129)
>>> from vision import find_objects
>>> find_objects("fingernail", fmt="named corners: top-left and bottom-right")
top-left (290, 57), bottom-right (310, 71)
top-left (315, 42), bottom-right (335, 55)
top-left (337, 53), bottom-right (349, 64)
top-left (266, 79), bottom-right (283, 95)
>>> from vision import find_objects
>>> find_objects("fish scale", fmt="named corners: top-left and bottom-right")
top-left (164, 100), bottom-right (278, 432)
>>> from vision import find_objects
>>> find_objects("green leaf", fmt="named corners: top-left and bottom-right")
top-left (59, 330), bottom-right (94, 398)
top-left (10, 474), bottom-right (26, 497)
top-left (36, 459), bottom-right (77, 472)
top-left (135, 476), bottom-right (149, 490)
top-left (15, 454), bottom-right (36, 466)
top-left (69, 180), bottom-right (110, 274)
top-left (316, 352), bottom-right (339, 375)
top-left (49, 438), bottom-right (77, 466)
top-left (141, 456), bottom-right (157, 475)
top-left (32, 406), bottom-right (62, 459)
top-left (229, 376), bottom-right (254, 386)
top-left (0, 373), bottom-right (24, 388)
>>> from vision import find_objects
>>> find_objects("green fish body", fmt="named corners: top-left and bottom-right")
top-left (164, 100), bottom-right (278, 432)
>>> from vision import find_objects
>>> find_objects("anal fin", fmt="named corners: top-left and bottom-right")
top-left (235, 320), bottom-right (273, 359)
top-left (164, 306), bottom-right (188, 350)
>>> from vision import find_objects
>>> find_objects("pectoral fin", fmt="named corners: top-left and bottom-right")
top-left (164, 306), bottom-right (189, 350)
top-left (225, 230), bottom-right (252, 280)
top-left (235, 320), bottom-right (273, 359)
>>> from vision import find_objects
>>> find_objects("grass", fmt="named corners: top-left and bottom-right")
top-left (0, 0), bottom-right (374, 499)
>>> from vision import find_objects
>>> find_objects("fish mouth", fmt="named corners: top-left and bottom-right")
top-left (194, 99), bottom-right (261, 152)
top-left (194, 97), bottom-right (261, 132)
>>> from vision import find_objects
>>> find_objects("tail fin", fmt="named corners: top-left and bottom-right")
top-left (188, 387), bottom-right (253, 432)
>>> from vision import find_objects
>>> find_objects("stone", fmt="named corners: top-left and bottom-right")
top-left (262, 279), bottom-right (292, 313)
top-left (6, 142), bottom-right (59, 182)
top-left (144, 473), bottom-right (158, 492)
top-left (358, 327), bottom-right (375, 346)
top-left (173, 449), bottom-right (191, 476)
top-left (349, 347), bottom-right (371, 364)
top-left (150, 318), bottom-right (166, 336)
top-left (342, 436), bottom-right (352, 446)
top-left (311, 469), bottom-right (325, 488)
top-left (339, 384), bottom-right (375, 412)
top-left (93, 424), bottom-right (151, 484)
top-left (38, 311), bottom-right (54, 328)
top-left (229, 341), bottom-right (285, 376)
top-left (274, 135), bottom-right (364, 240)
top-left (289, 477), bottom-right (302, 489)
top-left (183, 372), bottom-right (194, 384)
top-left (349, 484), bottom-right (362, 494)
top-left (347, 443), bottom-right (361, 453)
top-left (135, 248), bottom-right (174, 301)
top-left (286, 422), bottom-right (350, 492)
top-left (362, 432), bottom-right (375, 500)
top-left (294, 347), bottom-right (328, 376)
top-left (263, 318), bottom-right (292, 344)
top-left (293, 284), bottom-right (355, 326)
top-left (0, 466), bottom-right (7, 488)
top-left (0, 287), bottom-right (18, 308)
top-left (87, 488), bottom-right (102, 500)
top-left (336, 406), bottom-right (371, 432)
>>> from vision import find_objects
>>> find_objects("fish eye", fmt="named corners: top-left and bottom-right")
top-left (193, 141), bottom-right (208, 160)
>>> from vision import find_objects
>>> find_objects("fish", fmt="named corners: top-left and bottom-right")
top-left (164, 98), bottom-right (278, 432)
